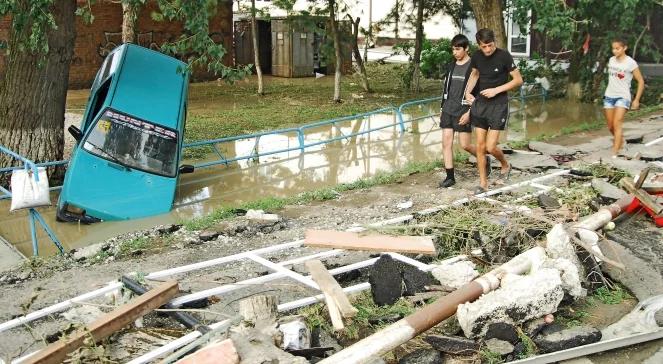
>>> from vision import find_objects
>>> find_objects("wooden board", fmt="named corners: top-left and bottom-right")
top-left (24, 280), bottom-right (179, 364)
top-left (620, 178), bottom-right (663, 215)
top-left (305, 230), bottom-right (436, 255)
top-left (305, 260), bottom-right (357, 318)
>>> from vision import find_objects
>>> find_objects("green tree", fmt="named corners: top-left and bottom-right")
top-left (509, 0), bottom-right (660, 102)
top-left (0, 0), bottom-right (250, 178)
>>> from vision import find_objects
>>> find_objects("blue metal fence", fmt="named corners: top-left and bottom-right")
top-left (0, 145), bottom-right (65, 256)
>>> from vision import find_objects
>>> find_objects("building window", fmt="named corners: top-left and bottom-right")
top-left (507, 9), bottom-right (530, 57)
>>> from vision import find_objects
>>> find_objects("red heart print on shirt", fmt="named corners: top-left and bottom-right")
top-left (617, 72), bottom-right (625, 79)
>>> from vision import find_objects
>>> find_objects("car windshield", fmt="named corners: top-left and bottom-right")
top-left (83, 109), bottom-right (178, 177)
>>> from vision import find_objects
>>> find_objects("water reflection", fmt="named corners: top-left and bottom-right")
top-left (0, 99), bottom-right (604, 256)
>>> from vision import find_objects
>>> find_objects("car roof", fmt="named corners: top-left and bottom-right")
top-left (110, 44), bottom-right (188, 130)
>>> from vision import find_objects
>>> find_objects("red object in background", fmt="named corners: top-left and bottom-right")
top-left (582, 33), bottom-right (591, 55)
top-left (624, 192), bottom-right (663, 227)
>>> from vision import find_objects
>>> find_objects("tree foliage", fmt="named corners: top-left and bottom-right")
top-left (0, 0), bottom-right (57, 55)
top-left (509, 0), bottom-right (660, 101)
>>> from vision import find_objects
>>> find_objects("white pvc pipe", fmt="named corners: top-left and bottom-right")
top-left (0, 281), bottom-right (122, 333)
top-left (146, 240), bottom-right (304, 280)
top-left (124, 319), bottom-right (232, 364)
top-left (170, 256), bottom-right (379, 306)
top-left (245, 253), bottom-right (319, 290)
top-left (645, 135), bottom-right (663, 146)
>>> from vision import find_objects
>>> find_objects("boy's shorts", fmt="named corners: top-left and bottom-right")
top-left (440, 112), bottom-right (472, 133)
top-left (470, 99), bottom-right (509, 131)
top-left (603, 96), bottom-right (631, 109)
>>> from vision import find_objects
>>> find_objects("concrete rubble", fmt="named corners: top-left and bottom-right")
top-left (398, 349), bottom-right (442, 364)
top-left (430, 260), bottom-right (478, 290)
top-left (591, 178), bottom-right (627, 202)
top-left (457, 268), bottom-right (565, 338)
top-left (528, 141), bottom-right (578, 156)
top-left (484, 338), bottom-right (515, 355)
top-left (424, 335), bottom-right (480, 355)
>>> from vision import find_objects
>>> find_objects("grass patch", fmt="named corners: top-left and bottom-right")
top-left (516, 328), bottom-right (537, 358)
top-left (592, 285), bottom-right (632, 305)
top-left (117, 237), bottom-right (151, 257)
top-left (480, 349), bottom-right (505, 364)
top-left (297, 291), bottom-right (415, 341)
top-left (553, 182), bottom-right (599, 217)
top-left (183, 159), bottom-right (444, 231)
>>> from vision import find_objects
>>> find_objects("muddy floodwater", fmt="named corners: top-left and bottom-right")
top-left (0, 98), bottom-right (602, 256)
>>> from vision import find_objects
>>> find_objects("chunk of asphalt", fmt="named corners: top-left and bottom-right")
top-left (533, 325), bottom-right (601, 354)
top-left (484, 322), bottom-right (520, 345)
top-left (401, 264), bottom-right (437, 296)
top-left (198, 230), bottom-right (220, 242)
top-left (537, 193), bottom-right (561, 210)
top-left (424, 335), bottom-right (479, 355)
top-left (398, 349), bottom-right (443, 364)
top-left (369, 254), bottom-right (403, 306)
top-left (591, 178), bottom-right (627, 202)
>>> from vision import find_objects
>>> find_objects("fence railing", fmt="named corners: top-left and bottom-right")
top-left (0, 145), bottom-right (64, 256)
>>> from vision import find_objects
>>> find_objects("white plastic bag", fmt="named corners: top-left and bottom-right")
top-left (10, 167), bottom-right (51, 211)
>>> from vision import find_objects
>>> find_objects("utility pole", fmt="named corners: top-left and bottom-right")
top-left (363, 0), bottom-right (372, 63)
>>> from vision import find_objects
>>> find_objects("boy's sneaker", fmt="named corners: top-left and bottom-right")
top-left (439, 178), bottom-right (456, 188)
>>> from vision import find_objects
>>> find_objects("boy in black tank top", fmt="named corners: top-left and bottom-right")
top-left (464, 29), bottom-right (523, 194)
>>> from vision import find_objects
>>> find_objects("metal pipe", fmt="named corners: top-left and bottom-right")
top-left (120, 276), bottom-right (209, 333)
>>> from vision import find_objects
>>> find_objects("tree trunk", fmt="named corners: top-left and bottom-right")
top-left (0, 0), bottom-right (76, 184)
top-left (329, 0), bottom-right (342, 103)
top-left (394, 0), bottom-right (400, 41)
top-left (411, 0), bottom-right (425, 92)
top-left (468, 0), bottom-right (507, 48)
top-left (122, 2), bottom-right (139, 43)
top-left (347, 15), bottom-right (371, 92)
top-left (251, 0), bottom-right (264, 95)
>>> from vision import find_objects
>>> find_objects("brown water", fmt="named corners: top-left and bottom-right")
top-left (0, 99), bottom-right (604, 256)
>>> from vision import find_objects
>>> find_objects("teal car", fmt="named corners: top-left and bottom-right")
top-left (57, 44), bottom-right (194, 223)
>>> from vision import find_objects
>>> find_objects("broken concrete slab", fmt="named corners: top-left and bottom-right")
top-left (175, 339), bottom-right (239, 364)
top-left (457, 268), bottom-right (564, 338)
top-left (402, 265), bottom-right (437, 296)
top-left (605, 158), bottom-right (650, 176)
top-left (626, 144), bottom-right (663, 161)
top-left (591, 178), bottom-right (627, 202)
top-left (538, 194), bottom-right (561, 210)
top-left (484, 322), bottom-right (520, 345)
top-left (625, 132), bottom-right (645, 144)
top-left (230, 329), bottom-right (308, 364)
top-left (72, 242), bottom-right (107, 261)
top-left (369, 255), bottom-right (403, 306)
top-left (534, 325), bottom-right (601, 354)
top-left (424, 335), bottom-right (479, 355)
top-left (529, 141), bottom-right (577, 156)
top-left (485, 338), bottom-right (514, 355)
top-left (509, 153), bottom-right (559, 172)
top-left (198, 230), bottom-right (220, 242)
top-left (398, 349), bottom-right (443, 364)
top-left (431, 260), bottom-right (479, 290)
top-left (656, 310), bottom-right (663, 327)
top-left (598, 239), bottom-right (663, 301)
top-left (604, 215), bottom-right (663, 300)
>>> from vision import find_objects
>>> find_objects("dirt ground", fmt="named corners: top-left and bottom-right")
top-left (1, 111), bottom-right (662, 362)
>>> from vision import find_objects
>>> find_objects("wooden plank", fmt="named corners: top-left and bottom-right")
top-left (305, 260), bottom-right (357, 318)
top-left (620, 178), bottom-right (663, 215)
top-left (305, 230), bottom-right (436, 255)
top-left (24, 280), bottom-right (179, 364)
top-left (635, 167), bottom-right (651, 189)
top-left (323, 291), bottom-right (345, 331)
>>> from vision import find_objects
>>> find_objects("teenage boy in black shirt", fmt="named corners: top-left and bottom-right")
top-left (464, 28), bottom-right (523, 194)
top-left (439, 34), bottom-right (487, 188)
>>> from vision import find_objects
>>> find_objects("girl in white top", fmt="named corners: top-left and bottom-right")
top-left (603, 38), bottom-right (645, 157)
